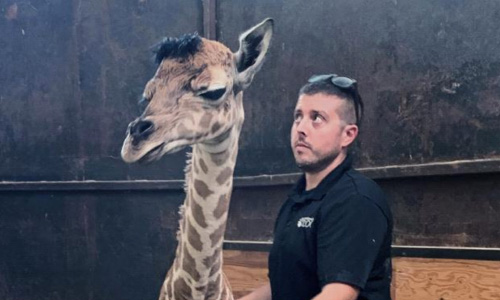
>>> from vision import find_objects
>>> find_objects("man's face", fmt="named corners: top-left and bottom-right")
top-left (291, 93), bottom-right (354, 173)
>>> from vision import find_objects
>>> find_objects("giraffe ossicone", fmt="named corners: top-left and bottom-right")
top-left (121, 18), bottom-right (274, 300)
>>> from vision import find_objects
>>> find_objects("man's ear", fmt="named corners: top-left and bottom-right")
top-left (342, 125), bottom-right (359, 148)
top-left (234, 18), bottom-right (274, 91)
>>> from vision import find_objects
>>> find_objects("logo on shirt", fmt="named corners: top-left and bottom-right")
top-left (297, 217), bottom-right (314, 228)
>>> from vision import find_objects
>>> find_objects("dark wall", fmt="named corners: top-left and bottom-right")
top-left (2, 173), bottom-right (500, 300)
top-left (1, 0), bottom-right (500, 299)
top-left (2, 0), bottom-right (499, 180)
top-left (0, 0), bottom-right (203, 181)
top-left (226, 174), bottom-right (500, 249)
top-left (0, 189), bottom-right (184, 300)
top-left (218, 0), bottom-right (500, 174)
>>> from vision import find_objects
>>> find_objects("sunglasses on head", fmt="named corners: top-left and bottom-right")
top-left (308, 74), bottom-right (363, 126)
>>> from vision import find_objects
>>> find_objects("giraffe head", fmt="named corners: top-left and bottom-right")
top-left (121, 19), bottom-right (273, 163)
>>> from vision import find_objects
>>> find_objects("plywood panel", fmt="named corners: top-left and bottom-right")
top-left (223, 251), bottom-right (500, 300)
top-left (223, 250), bottom-right (269, 298)
top-left (393, 257), bottom-right (500, 300)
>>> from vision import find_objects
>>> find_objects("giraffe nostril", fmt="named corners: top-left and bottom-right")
top-left (130, 120), bottom-right (154, 140)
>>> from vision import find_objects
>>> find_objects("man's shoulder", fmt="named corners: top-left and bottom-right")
top-left (326, 168), bottom-right (383, 197)
top-left (323, 168), bottom-right (392, 219)
top-left (345, 169), bottom-right (385, 198)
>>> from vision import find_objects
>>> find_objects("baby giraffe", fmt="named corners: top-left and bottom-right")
top-left (121, 19), bottom-right (273, 300)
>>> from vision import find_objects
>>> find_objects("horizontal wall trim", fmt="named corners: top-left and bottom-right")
top-left (0, 180), bottom-right (186, 192)
top-left (1, 158), bottom-right (499, 191)
top-left (224, 240), bottom-right (273, 252)
top-left (391, 245), bottom-right (500, 261)
top-left (359, 158), bottom-right (500, 180)
top-left (223, 240), bottom-right (500, 261)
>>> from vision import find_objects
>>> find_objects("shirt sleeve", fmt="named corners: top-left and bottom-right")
top-left (316, 194), bottom-right (388, 289)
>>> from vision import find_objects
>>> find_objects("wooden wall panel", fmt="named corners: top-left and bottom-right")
top-left (2, 0), bottom-right (500, 180)
top-left (225, 173), bottom-right (500, 249)
top-left (223, 250), bottom-right (500, 300)
top-left (218, 0), bottom-right (500, 174)
top-left (2, 0), bottom-right (500, 299)
top-left (393, 257), bottom-right (500, 300)
top-left (223, 250), bottom-right (269, 298)
top-left (0, 0), bottom-right (203, 181)
top-left (0, 190), bottom-right (184, 300)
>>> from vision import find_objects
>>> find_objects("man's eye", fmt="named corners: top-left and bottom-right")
top-left (294, 114), bottom-right (302, 122)
top-left (312, 114), bottom-right (323, 122)
top-left (199, 88), bottom-right (226, 101)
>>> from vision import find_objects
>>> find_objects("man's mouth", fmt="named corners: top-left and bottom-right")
top-left (295, 141), bottom-right (311, 149)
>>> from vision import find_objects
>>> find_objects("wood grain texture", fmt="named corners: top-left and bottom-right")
top-left (393, 257), bottom-right (500, 300)
top-left (223, 251), bottom-right (500, 300)
top-left (223, 251), bottom-right (269, 298)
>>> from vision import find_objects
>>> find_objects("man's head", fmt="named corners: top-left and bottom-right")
top-left (291, 74), bottom-right (364, 174)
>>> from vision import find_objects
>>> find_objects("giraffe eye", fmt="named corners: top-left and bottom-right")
top-left (199, 88), bottom-right (226, 101)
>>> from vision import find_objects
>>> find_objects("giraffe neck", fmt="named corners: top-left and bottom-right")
top-left (164, 127), bottom-right (240, 300)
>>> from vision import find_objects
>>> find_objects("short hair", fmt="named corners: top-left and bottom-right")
top-left (299, 80), bottom-right (363, 126)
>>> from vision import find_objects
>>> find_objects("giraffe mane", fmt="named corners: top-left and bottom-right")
top-left (153, 33), bottom-right (202, 64)
top-left (176, 204), bottom-right (185, 242)
top-left (174, 151), bottom-right (193, 242)
top-left (183, 151), bottom-right (193, 194)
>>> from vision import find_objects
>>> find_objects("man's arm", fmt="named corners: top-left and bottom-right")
top-left (312, 282), bottom-right (359, 300)
top-left (237, 283), bottom-right (271, 300)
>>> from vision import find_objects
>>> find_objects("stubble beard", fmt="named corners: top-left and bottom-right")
top-left (295, 147), bottom-right (341, 174)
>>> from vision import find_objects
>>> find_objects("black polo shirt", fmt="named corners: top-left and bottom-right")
top-left (268, 155), bottom-right (393, 300)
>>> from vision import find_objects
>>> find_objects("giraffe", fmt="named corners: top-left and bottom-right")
top-left (120, 19), bottom-right (273, 300)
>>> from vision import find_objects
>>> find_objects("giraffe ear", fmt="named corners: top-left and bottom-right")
top-left (234, 18), bottom-right (274, 91)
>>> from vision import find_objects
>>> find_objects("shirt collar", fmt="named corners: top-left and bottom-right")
top-left (289, 155), bottom-right (353, 204)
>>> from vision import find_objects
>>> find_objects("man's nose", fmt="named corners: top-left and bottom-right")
top-left (294, 119), bottom-right (308, 136)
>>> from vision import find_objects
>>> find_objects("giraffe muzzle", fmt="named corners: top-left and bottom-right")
top-left (129, 119), bottom-right (154, 145)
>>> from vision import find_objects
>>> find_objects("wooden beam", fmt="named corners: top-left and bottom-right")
top-left (0, 180), bottom-right (185, 192)
top-left (359, 158), bottom-right (500, 180)
top-left (202, 0), bottom-right (217, 40)
top-left (392, 245), bottom-right (500, 261)
top-left (2, 157), bottom-right (499, 191)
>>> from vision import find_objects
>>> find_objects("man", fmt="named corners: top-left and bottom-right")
top-left (239, 74), bottom-right (393, 300)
